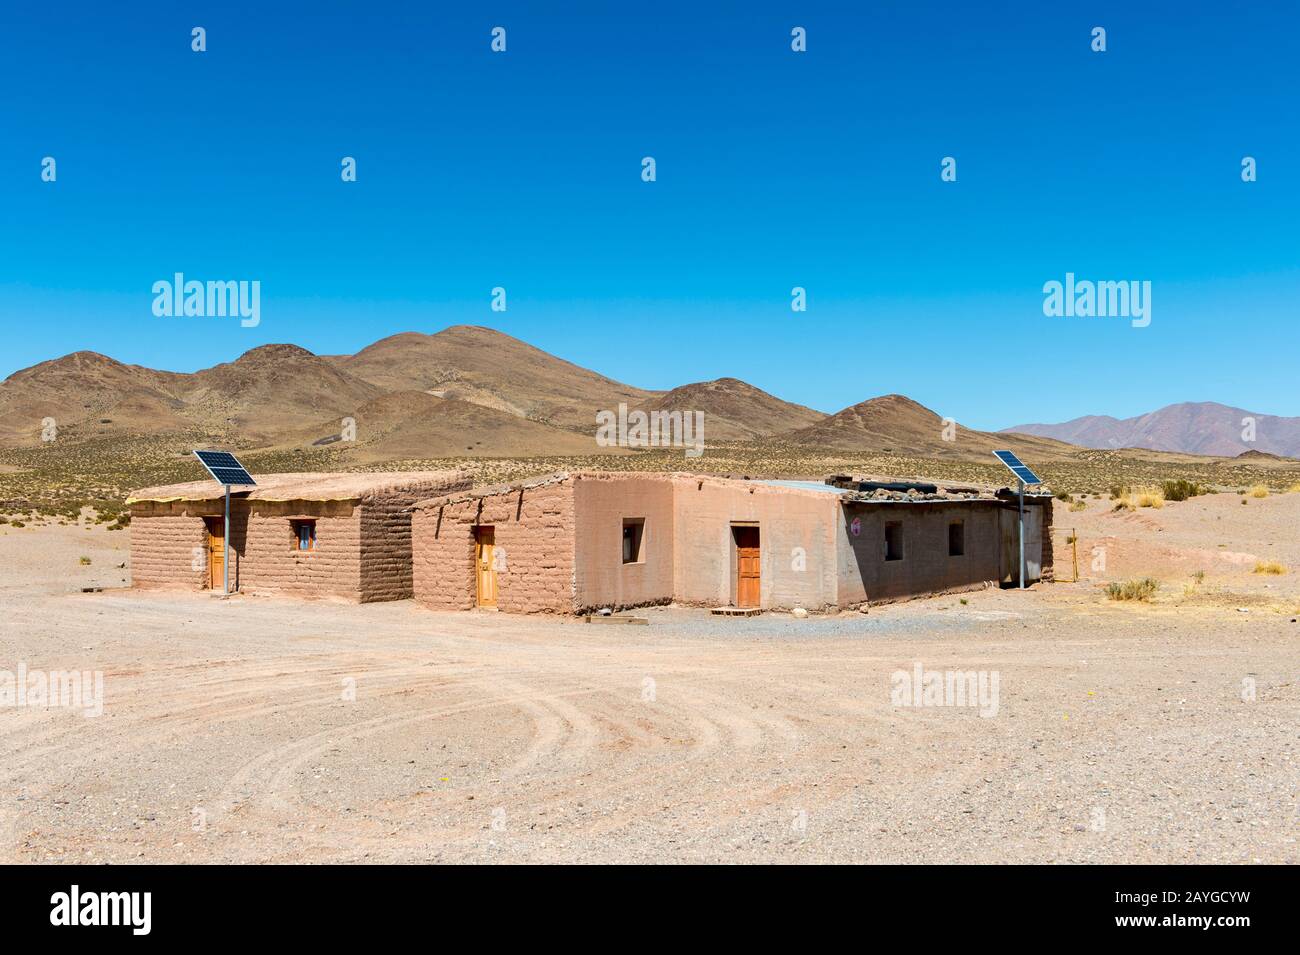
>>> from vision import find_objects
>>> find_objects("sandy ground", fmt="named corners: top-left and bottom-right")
top-left (0, 494), bottom-right (1296, 864)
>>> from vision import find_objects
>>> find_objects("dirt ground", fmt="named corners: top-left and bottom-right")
top-left (0, 494), bottom-right (1296, 864)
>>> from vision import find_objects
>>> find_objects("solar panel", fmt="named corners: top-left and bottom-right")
top-left (193, 450), bottom-right (256, 487)
top-left (992, 449), bottom-right (1042, 485)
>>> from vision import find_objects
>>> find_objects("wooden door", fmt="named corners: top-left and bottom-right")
top-left (475, 526), bottom-right (497, 607)
top-left (205, 517), bottom-right (225, 590)
top-left (734, 526), bottom-right (760, 608)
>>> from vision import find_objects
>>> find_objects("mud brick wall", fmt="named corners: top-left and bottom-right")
top-left (1037, 499), bottom-right (1055, 581)
top-left (128, 501), bottom-right (221, 590)
top-left (671, 478), bottom-right (840, 611)
top-left (359, 476), bottom-right (470, 603)
top-left (239, 501), bottom-right (362, 599)
top-left (130, 499), bottom-right (362, 598)
top-left (573, 473), bottom-right (675, 612)
top-left (838, 502), bottom-right (1002, 605)
top-left (412, 481), bottom-right (577, 613)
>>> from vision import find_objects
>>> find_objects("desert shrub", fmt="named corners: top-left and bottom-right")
top-left (1249, 484), bottom-right (1269, 498)
top-left (1054, 490), bottom-right (1072, 502)
top-left (79, 556), bottom-right (91, 566)
top-left (1069, 499), bottom-right (1088, 512)
top-left (10, 521), bottom-right (25, 528)
top-left (1253, 561), bottom-right (1286, 575)
top-left (1191, 570), bottom-right (1205, 583)
top-left (1288, 482), bottom-right (1300, 494)
top-left (1160, 479), bottom-right (1203, 502)
top-left (1106, 577), bottom-right (1159, 601)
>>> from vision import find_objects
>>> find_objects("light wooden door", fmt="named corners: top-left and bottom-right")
top-left (475, 526), bottom-right (497, 607)
top-left (205, 517), bottom-right (225, 590)
top-left (734, 526), bottom-right (760, 608)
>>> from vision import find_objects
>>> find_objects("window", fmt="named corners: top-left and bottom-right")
top-left (291, 519), bottom-right (316, 552)
top-left (622, 518), bottom-right (645, 564)
top-left (884, 521), bottom-right (903, 561)
top-left (948, 520), bottom-right (964, 557)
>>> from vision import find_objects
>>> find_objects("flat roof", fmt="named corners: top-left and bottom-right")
top-left (754, 480), bottom-right (846, 494)
top-left (128, 470), bottom-right (466, 504)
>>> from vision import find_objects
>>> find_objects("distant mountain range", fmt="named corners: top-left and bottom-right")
top-left (0, 326), bottom-right (1288, 464)
top-left (1003, 402), bottom-right (1300, 458)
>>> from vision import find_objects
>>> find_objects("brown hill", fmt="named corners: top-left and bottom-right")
top-left (184, 344), bottom-right (383, 440)
top-left (287, 391), bottom-right (616, 461)
top-left (783, 394), bottom-right (1076, 461)
top-left (335, 325), bottom-right (657, 431)
top-left (0, 351), bottom-right (190, 443)
top-left (644, 378), bottom-right (826, 441)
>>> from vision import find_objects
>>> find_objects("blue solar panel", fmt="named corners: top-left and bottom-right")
top-left (193, 450), bottom-right (256, 486)
top-left (992, 450), bottom-right (1041, 485)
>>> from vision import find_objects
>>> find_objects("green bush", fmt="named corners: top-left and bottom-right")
top-left (1160, 479), bottom-right (1203, 502)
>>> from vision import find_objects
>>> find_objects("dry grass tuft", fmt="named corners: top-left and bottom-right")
top-left (1249, 484), bottom-right (1269, 498)
top-left (1135, 486), bottom-right (1165, 508)
top-left (1106, 577), bottom-right (1160, 601)
top-left (1253, 561), bottom-right (1287, 575)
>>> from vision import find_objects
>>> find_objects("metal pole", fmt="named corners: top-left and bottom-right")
top-left (223, 484), bottom-right (230, 596)
top-left (1018, 479), bottom-right (1025, 589)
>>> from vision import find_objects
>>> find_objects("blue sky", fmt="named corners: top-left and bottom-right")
top-left (1, 1), bottom-right (1296, 430)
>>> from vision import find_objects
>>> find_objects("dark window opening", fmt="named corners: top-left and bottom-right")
top-left (291, 519), bottom-right (316, 552)
top-left (884, 521), bottom-right (903, 561)
top-left (622, 518), bottom-right (645, 564)
top-left (948, 521), bottom-right (965, 557)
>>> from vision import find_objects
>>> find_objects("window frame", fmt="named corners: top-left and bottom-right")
top-left (291, 519), bottom-right (317, 553)
top-left (884, 520), bottom-right (904, 562)
top-left (621, 518), bottom-right (646, 565)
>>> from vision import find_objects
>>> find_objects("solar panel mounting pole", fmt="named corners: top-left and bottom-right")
top-left (223, 483), bottom-right (231, 596)
top-left (1018, 478), bottom-right (1025, 590)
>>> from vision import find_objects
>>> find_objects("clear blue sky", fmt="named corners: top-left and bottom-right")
top-left (1, 1), bottom-right (1296, 430)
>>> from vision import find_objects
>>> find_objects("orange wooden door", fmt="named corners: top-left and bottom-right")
top-left (475, 526), bottom-right (497, 607)
top-left (205, 517), bottom-right (225, 590)
top-left (734, 526), bottom-right (760, 608)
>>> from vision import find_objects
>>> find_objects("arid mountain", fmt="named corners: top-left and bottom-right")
top-left (186, 344), bottom-right (383, 440)
top-left (645, 377), bottom-right (826, 441)
top-left (334, 325), bottom-right (658, 431)
top-left (1003, 402), bottom-right (1300, 458)
top-left (286, 391), bottom-right (615, 462)
top-left (4, 328), bottom-right (1286, 468)
top-left (0, 351), bottom-right (190, 443)
top-left (783, 394), bottom-right (1077, 460)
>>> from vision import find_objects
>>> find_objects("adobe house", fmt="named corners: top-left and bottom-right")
top-left (410, 471), bottom-right (1052, 615)
top-left (127, 470), bottom-right (470, 602)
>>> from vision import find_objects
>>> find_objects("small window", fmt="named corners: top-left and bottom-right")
top-left (622, 518), bottom-right (645, 564)
top-left (291, 519), bottom-right (316, 552)
top-left (948, 520), bottom-right (964, 557)
top-left (884, 521), bottom-right (903, 561)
